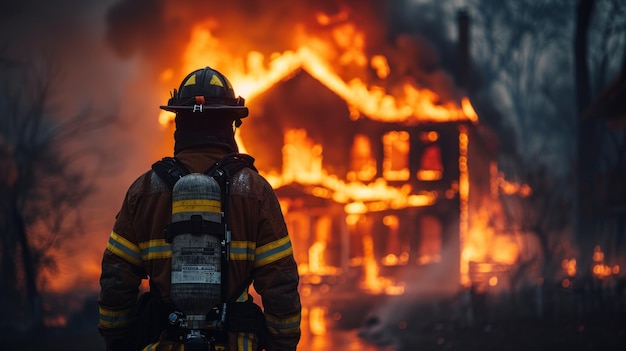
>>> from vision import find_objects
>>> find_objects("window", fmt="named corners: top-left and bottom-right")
top-left (382, 131), bottom-right (410, 181)
top-left (417, 144), bottom-right (443, 181)
top-left (348, 134), bottom-right (376, 181)
top-left (417, 215), bottom-right (442, 264)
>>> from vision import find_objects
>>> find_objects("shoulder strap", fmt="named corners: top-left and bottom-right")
top-left (205, 153), bottom-right (258, 213)
top-left (203, 153), bottom-right (257, 303)
top-left (205, 153), bottom-right (258, 181)
top-left (151, 154), bottom-right (257, 190)
top-left (151, 157), bottom-right (190, 189)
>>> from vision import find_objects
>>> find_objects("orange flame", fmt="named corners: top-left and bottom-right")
top-left (308, 306), bottom-right (327, 336)
top-left (267, 129), bottom-right (437, 211)
top-left (159, 21), bottom-right (477, 127)
top-left (562, 258), bottom-right (577, 277)
top-left (155, 11), bottom-right (532, 294)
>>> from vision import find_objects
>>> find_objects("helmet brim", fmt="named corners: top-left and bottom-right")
top-left (159, 105), bottom-right (249, 118)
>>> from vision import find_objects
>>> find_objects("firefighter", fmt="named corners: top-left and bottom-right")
top-left (98, 67), bottom-right (301, 351)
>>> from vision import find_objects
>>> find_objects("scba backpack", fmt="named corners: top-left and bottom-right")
top-left (134, 153), bottom-right (267, 351)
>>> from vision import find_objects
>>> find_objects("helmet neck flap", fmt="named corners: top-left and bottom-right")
top-left (173, 113), bottom-right (238, 154)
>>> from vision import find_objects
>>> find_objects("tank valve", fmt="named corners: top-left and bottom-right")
top-left (169, 311), bottom-right (184, 326)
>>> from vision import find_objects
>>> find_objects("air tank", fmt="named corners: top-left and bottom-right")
top-left (170, 173), bottom-right (223, 319)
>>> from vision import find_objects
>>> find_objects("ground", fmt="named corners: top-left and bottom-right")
top-left (1, 312), bottom-right (624, 351)
top-left (388, 312), bottom-right (626, 351)
top-left (1, 287), bottom-right (625, 350)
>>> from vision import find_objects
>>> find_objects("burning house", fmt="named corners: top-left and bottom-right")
top-left (245, 70), bottom-right (522, 299)
top-left (155, 10), bottom-right (533, 305)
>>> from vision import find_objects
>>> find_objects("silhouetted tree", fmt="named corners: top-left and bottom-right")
top-left (575, 0), bottom-right (626, 274)
top-left (0, 51), bottom-right (112, 331)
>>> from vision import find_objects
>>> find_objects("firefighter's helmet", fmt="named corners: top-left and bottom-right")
top-left (160, 67), bottom-right (248, 120)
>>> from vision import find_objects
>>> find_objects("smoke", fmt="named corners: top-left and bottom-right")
top-left (1, 0), bottom-right (471, 294)
top-left (103, 0), bottom-right (384, 63)
top-left (357, 243), bottom-right (463, 349)
top-left (103, 0), bottom-right (461, 95)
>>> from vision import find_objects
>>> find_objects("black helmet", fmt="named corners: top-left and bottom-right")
top-left (160, 66), bottom-right (248, 120)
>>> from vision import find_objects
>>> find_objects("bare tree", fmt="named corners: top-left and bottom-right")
top-left (469, 0), bottom-right (577, 164)
top-left (575, 0), bottom-right (626, 273)
top-left (574, 0), bottom-right (599, 275)
top-left (0, 50), bottom-right (112, 331)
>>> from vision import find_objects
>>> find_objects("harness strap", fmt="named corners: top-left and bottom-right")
top-left (164, 215), bottom-right (226, 243)
top-left (151, 157), bottom-right (189, 189)
top-left (151, 153), bottom-right (257, 191)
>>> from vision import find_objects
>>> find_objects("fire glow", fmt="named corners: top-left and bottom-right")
top-left (159, 20), bottom-right (477, 127)
top-left (154, 11), bottom-right (530, 295)
top-left (592, 245), bottom-right (620, 279)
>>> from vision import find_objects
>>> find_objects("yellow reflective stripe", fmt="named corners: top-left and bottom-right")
top-left (236, 288), bottom-right (249, 302)
top-left (139, 239), bottom-right (172, 260)
top-left (141, 341), bottom-right (172, 351)
top-left (141, 341), bottom-right (158, 351)
top-left (230, 240), bottom-right (256, 261)
top-left (254, 235), bottom-right (293, 268)
top-left (106, 231), bottom-right (142, 266)
top-left (237, 332), bottom-right (253, 351)
top-left (183, 74), bottom-right (196, 86)
top-left (172, 199), bottom-right (221, 214)
top-left (209, 74), bottom-right (224, 87)
top-left (265, 311), bottom-right (301, 334)
top-left (98, 306), bottom-right (132, 329)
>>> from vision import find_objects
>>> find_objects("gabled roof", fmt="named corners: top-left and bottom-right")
top-left (239, 48), bottom-right (476, 124)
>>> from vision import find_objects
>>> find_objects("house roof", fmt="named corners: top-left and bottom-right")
top-left (238, 48), bottom-right (475, 124)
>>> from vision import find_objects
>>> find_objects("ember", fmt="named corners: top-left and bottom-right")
top-left (592, 245), bottom-right (620, 279)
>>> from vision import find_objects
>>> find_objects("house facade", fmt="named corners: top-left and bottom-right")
top-left (240, 70), bottom-right (502, 299)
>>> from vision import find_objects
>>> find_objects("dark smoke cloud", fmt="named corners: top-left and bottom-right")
top-left (105, 0), bottom-right (166, 59)
top-left (103, 0), bottom-right (387, 67)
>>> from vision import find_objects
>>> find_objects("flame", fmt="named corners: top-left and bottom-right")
top-left (158, 19), bottom-right (477, 127)
top-left (459, 126), bottom-right (471, 286)
top-left (460, 128), bottom-right (533, 287)
top-left (266, 129), bottom-right (437, 211)
top-left (381, 215), bottom-right (410, 266)
top-left (382, 131), bottom-right (410, 180)
top-left (348, 134), bottom-right (377, 182)
top-left (308, 306), bottom-right (327, 336)
top-left (358, 227), bottom-right (405, 295)
top-left (153, 9), bottom-right (531, 294)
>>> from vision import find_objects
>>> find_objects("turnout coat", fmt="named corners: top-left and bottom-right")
top-left (98, 146), bottom-right (301, 351)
